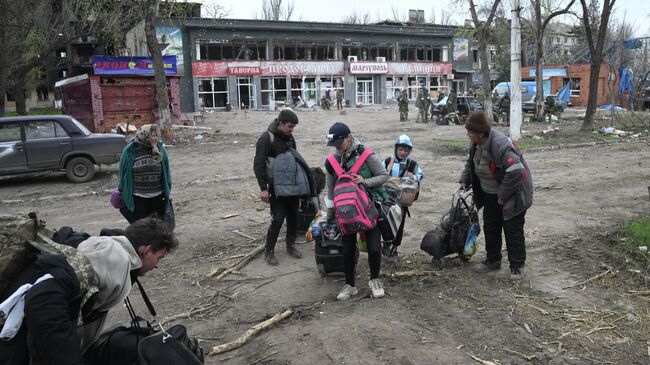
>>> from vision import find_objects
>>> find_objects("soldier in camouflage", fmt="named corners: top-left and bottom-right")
top-left (397, 89), bottom-right (409, 121)
top-left (0, 216), bottom-right (178, 365)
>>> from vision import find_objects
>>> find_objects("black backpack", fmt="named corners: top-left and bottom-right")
top-left (421, 191), bottom-right (479, 261)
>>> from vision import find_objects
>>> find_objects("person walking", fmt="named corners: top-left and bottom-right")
top-left (254, 109), bottom-right (311, 266)
top-left (458, 112), bottom-right (533, 280)
top-left (324, 122), bottom-right (389, 300)
top-left (415, 87), bottom-right (429, 123)
top-left (382, 134), bottom-right (424, 262)
top-left (0, 218), bottom-right (178, 365)
top-left (118, 124), bottom-right (172, 225)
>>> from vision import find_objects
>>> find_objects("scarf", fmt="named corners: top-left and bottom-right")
top-left (134, 124), bottom-right (162, 162)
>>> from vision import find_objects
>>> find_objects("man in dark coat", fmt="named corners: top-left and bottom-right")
top-left (253, 109), bottom-right (308, 265)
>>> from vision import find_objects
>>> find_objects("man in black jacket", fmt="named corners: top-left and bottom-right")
top-left (0, 218), bottom-right (177, 365)
top-left (253, 109), bottom-right (305, 265)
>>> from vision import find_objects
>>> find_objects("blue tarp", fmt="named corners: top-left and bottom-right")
top-left (618, 66), bottom-right (635, 95)
top-left (599, 104), bottom-right (625, 111)
top-left (557, 83), bottom-right (571, 103)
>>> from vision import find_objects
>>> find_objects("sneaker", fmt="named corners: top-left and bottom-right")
top-left (473, 260), bottom-right (501, 273)
top-left (368, 279), bottom-right (385, 298)
top-left (381, 242), bottom-right (392, 257)
top-left (286, 245), bottom-right (303, 259)
top-left (510, 266), bottom-right (526, 281)
top-left (336, 284), bottom-right (359, 300)
top-left (386, 247), bottom-right (399, 263)
top-left (264, 251), bottom-right (279, 266)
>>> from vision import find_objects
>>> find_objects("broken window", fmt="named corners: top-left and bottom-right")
top-left (197, 40), bottom-right (266, 60)
top-left (398, 45), bottom-right (443, 61)
top-left (273, 42), bottom-right (335, 60)
top-left (274, 77), bottom-right (287, 102)
top-left (197, 77), bottom-right (228, 108)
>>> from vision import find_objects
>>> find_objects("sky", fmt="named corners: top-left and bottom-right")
top-left (202, 0), bottom-right (650, 37)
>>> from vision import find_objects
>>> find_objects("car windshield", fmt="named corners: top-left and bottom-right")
top-left (468, 99), bottom-right (482, 108)
top-left (70, 117), bottom-right (92, 136)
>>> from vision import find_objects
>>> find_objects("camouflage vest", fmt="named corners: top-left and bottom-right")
top-left (339, 150), bottom-right (388, 202)
top-left (0, 213), bottom-right (98, 320)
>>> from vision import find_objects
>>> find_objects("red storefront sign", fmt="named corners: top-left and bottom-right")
top-left (227, 66), bottom-right (261, 76)
top-left (193, 61), bottom-right (345, 77)
top-left (388, 62), bottom-right (453, 75)
top-left (350, 62), bottom-right (388, 74)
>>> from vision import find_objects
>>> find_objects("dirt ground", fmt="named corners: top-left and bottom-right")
top-left (1, 107), bottom-right (649, 365)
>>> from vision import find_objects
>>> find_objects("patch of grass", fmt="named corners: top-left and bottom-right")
top-left (613, 217), bottom-right (650, 275)
top-left (2, 109), bottom-right (62, 117)
top-left (432, 139), bottom-right (469, 153)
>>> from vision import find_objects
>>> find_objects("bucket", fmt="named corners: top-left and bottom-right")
top-left (399, 178), bottom-right (419, 206)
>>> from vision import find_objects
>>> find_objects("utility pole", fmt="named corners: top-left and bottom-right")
top-left (510, 0), bottom-right (522, 140)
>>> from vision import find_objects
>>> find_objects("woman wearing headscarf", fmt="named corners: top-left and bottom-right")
top-left (118, 124), bottom-right (172, 224)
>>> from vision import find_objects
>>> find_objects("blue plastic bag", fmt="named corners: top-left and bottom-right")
top-left (463, 222), bottom-right (481, 258)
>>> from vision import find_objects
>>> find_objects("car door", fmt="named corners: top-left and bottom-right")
top-left (0, 123), bottom-right (27, 173)
top-left (24, 120), bottom-right (72, 169)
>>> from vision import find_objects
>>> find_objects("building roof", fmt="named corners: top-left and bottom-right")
top-left (178, 17), bottom-right (457, 38)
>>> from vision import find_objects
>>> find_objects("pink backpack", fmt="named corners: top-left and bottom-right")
top-left (327, 149), bottom-right (378, 235)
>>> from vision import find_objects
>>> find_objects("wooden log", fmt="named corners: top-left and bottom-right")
top-left (209, 309), bottom-right (293, 355)
top-left (208, 244), bottom-right (265, 279)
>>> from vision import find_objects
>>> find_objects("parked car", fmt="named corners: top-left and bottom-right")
top-left (0, 115), bottom-right (126, 182)
top-left (432, 96), bottom-right (500, 124)
top-left (522, 94), bottom-right (568, 114)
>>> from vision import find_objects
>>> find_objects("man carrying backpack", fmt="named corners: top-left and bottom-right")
top-left (324, 122), bottom-right (389, 300)
top-left (254, 109), bottom-right (312, 266)
top-left (0, 217), bottom-right (177, 365)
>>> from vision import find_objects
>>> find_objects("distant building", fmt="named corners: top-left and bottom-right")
top-left (126, 16), bottom-right (467, 112)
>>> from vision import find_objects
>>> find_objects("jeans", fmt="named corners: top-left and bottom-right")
top-left (266, 196), bottom-right (299, 251)
top-left (482, 193), bottom-right (526, 268)
top-left (342, 225), bottom-right (381, 286)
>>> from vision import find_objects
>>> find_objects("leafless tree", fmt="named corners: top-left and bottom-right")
top-left (260, 0), bottom-right (295, 21)
top-left (530, 0), bottom-right (577, 119)
top-left (390, 5), bottom-right (407, 22)
top-left (341, 10), bottom-right (373, 25)
top-left (466, 0), bottom-right (502, 124)
top-left (202, 1), bottom-right (229, 19)
top-left (578, 0), bottom-right (617, 131)
top-left (429, 8), bottom-right (454, 25)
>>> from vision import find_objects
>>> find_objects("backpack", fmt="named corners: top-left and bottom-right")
top-left (327, 149), bottom-right (378, 235)
top-left (0, 213), bottom-right (56, 299)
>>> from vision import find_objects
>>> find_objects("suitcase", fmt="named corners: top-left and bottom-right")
top-left (297, 198), bottom-right (319, 233)
top-left (314, 223), bottom-right (358, 277)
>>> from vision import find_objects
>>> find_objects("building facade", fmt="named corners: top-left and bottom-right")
top-left (127, 18), bottom-right (466, 113)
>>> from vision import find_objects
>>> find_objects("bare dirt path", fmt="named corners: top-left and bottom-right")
top-left (1, 108), bottom-right (649, 364)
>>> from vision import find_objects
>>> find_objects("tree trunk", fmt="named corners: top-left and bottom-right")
top-left (144, 0), bottom-right (173, 141)
top-left (534, 0), bottom-right (544, 119)
top-left (14, 72), bottom-right (28, 115)
top-left (580, 55), bottom-right (602, 130)
top-left (0, 0), bottom-right (7, 116)
top-left (478, 29), bottom-right (494, 124)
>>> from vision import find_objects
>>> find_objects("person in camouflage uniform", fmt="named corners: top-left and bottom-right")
top-left (415, 87), bottom-right (430, 123)
top-left (336, 88), bottom-right (344, 110)
top-left (397, 89), bottom-right (409, 121)
top-left (0, 217), bottom-right (178, 365)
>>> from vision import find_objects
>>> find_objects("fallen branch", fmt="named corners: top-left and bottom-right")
top-left (586, 325), bottom-right (615, 335)
top-left (209, 309), bottom-right (293, 355)
top-left (208, 244), bottom-right (265, 279)
top-left (467, 354), bottom-right (498, 365)
top-left (222, 214), bottom-right (239, 219)
top-left (250, 350), bottom-right (279, 365)
top-left (386, 270), bottom-right (441, 279)
top-left (503, 348), bottom-right (536, 361)
top-left (562, 265), bottom-right (614, 289)
top-left (233, 230), bottom-right (256, 241)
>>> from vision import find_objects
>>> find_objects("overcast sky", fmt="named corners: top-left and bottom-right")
top-left (202, 0), bottom-right (650, 36)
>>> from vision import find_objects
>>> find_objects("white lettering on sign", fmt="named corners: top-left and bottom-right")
top-left (349, 62), bottom-right (389, 74)
top-left (387, 62), bottom-right (453, 75)
top-left (193, 61), bottom-right (345, 77)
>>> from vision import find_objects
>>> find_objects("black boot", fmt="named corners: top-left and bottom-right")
top-left (286, 243), bottom-right (302, 259)
top-left (264, 248), bottom-right (279, 265)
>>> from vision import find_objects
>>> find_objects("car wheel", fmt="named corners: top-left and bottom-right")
top-left (65, 157), bottom-right (95, 183)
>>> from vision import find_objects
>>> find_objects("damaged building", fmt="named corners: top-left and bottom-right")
top-left (127, 14), bottom-right (469, 113)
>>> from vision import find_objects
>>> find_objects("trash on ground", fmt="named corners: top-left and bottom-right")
top-left (600, 127), bottom-right (627, 136)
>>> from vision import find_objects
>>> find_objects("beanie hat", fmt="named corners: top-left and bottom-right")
top-left (464, 112), bottom-right (491, 136)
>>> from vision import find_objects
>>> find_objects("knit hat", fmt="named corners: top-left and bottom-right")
top-left (464, 112), bottom-right (491, 136)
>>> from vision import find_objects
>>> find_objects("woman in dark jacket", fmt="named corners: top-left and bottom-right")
top-left (325, 122), bottom-right (389, 300)
top-left (118, 124), bottom-right (172, 224)
top-left (459, 112), bottom-right (533, 280)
